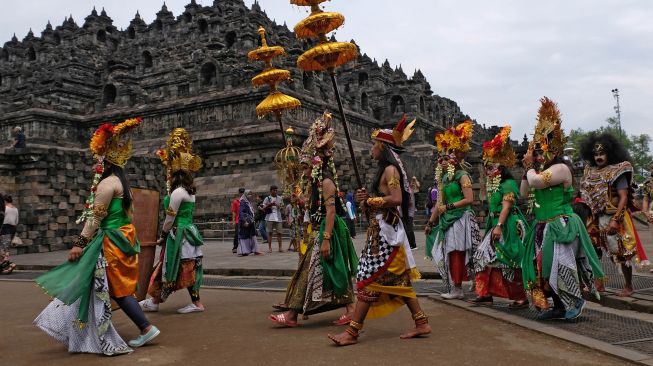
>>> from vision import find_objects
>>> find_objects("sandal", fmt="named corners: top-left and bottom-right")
top-left (268, 313), bottom-right (299, 328)
top-left (332, 314), bottom-right (352, 326)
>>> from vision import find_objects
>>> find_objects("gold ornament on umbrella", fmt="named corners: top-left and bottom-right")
top-left (248, 26), bottom-right (301, 143)
top-left (290, 0), bottom-right (362, 187)
top-left (274, 127), bottom-right (303, 198)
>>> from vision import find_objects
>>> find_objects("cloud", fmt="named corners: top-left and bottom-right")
top-left (1, 0), bottom-right (651, 146)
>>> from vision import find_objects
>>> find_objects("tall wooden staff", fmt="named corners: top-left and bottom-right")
top-left (248, 26), bottom-right (302, 145)
top-left (291, 0), bottom-right (362, 187)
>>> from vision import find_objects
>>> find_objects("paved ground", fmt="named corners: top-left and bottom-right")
top-left (0, 281), bottom-right (633, 366)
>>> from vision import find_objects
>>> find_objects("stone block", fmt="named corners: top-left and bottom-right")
top-left (56, 216), bottom-right (69, 224)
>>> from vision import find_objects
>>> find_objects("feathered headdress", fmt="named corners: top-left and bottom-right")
top-left (528, 97), bottom-right (565, 161)
top-left (78, 117), bottom-right (143, 224)
top-left (157, 128), bottom-right (202, 194)
top-left (371, 114), bottom-right (416, 151)
top-left (482, 125), bottom-right (516, 168)
top-left (435, 120), bottom-right (474, 154)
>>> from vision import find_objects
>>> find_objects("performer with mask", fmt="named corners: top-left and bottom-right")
top-left (471, 126), bottom-right (529, 307)
top-left (269, 112), bottom-right (358, 327)
top-left (425, 120), bottom-right (481, 300)
top-left (579, 132), bottom-right (648, 296)
top-left (520, 97), bottom-right (604, 321)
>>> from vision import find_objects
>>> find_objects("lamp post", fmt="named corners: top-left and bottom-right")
top-left (611, 88), bottom-right (622, 137)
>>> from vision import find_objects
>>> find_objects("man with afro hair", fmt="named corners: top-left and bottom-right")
top-left (579, 132), bottom-right (649, 297)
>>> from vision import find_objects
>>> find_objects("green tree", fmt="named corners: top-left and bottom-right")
top-left (629, 133), bottom-right (652, 183)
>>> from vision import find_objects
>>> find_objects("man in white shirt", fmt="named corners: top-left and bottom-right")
top-left (264, 185), bottom-right (284, 253)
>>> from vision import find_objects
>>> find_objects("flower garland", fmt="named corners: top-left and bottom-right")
top-left (76, 157), bottom-right (105, 224)
top-left (486, 174), bottom-right (501, 196)
top-left (309, 155), bottom-right (345, 222)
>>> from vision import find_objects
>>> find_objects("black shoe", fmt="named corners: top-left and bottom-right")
top-left (536, 308), bottom-right (566, 320)
top-left (467, 296), bottom-right (493, 305)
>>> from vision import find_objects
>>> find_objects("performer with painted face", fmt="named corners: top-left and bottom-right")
top-left (269, 112), bottom-right (358, 327)
top-left (471, 126), bottom-right (530, 307)
top-left (34, 118), bottom-right (160, 355)
top-left (328, 115), bottom-right (430, 346)
top-left (425, 120), bottom-right (481, 300)
top-left (140, 128), bottom-right (206, 313)
top-left (579, 132), bottom-right (648, 296)
top-left (520, 97), bottom-right (604, 321)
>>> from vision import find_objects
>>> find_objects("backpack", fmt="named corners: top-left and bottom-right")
top-left (264, 196), bottom-right (274, 215)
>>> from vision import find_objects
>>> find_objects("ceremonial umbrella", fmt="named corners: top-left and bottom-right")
top-left (291, 0), bottom-right (362, 187)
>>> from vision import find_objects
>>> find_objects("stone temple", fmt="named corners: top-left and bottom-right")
top-left (0, 0), bottom-right (474, 252)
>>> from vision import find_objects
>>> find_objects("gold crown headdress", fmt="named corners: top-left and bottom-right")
top-left (157, 128), bottom-right (202, 193)
top-left (482, 125), bottom-right (516, 168)
top-left (78, 117), bottom-right (143, 224)
top-left (528, 97), bottom-right (565, 160)
top-left (300, 111), bottom-right (336, 164)
top-left (435, 120), bottom-right (474, 154)
top-left (371, 114), bottom-right (416, 151)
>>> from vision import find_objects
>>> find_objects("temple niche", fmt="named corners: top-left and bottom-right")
top-left (0, 0), bottom-right (475, 252)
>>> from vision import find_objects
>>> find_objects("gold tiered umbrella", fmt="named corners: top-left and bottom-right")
top-left (274, 127), bottom-right (303, 198)
top-left (248, 26), bottom-right (301, 143)
top-left (291, 0), bottom-right (362, 187)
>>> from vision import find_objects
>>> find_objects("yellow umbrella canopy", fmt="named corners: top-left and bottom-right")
top-left (290, 0), bottom-right (328, 6)
top-left (297, 41), bottom-right (358, 71)
top-left (247, 26), bottom-right (286, 63)
top-left (294, 12), bottom-right (345, 39)
top-left (251, 68), bottom-right (292, 87)
top-left (256, 91), bottom-right (301, 118)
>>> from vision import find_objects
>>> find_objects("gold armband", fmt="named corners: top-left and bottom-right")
top-left (366, 197), bottom-right (386, 208)
top-left (166, 207), bottom-right (177, 217)
top-left (502, 192), bottom-right (516, 203)
top-left (387, 175), bottom-right (401, 189)
top-left (461, 181), bottom-right (473, 189)
top-left (323, 231), bottom-right (332, 240)
top-left (324, 195), bottom-right (336, 206)
top-left (541, 170), bottom-right (552, 187)
top-left (93, 204), bottom-right (108, 219)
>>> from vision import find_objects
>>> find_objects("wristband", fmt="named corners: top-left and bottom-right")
top-left (73, 235), bottom-right (90, 249)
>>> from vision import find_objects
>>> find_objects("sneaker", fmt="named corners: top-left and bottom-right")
top-left (128, 326), bottom-right (160, 348)
top-left (565, 299), bottom-right (586, 320)
top-left (410, 246), bottom-right (419, 251)
top-left (103, 348), bottom-right (132, 357)
top-left (536, 308), bottom-right (566, 321)
top-left (177, 303), bottom-right (205, 314)
top-left (139, 298), bottom-right (159, 312)
top-left (441, 287), bottom-right (464, 300)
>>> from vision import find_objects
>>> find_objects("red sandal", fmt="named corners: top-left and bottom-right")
top-left (268, 313), bottom-right (299, 328)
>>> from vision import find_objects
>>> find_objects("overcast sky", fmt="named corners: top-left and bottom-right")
top-left (2, 0), bottom-right (651, 145)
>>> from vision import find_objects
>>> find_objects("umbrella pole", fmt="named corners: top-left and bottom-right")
top-left (276, 113), bottom-right (286, 147)
top-left (329, 71), bottom-right (363, 188)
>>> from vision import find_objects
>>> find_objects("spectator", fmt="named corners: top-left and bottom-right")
top-left (11, 127), bottom-right (26, 148)
top-left (342, 191), bottom-right (356, 238)
top-left (1, 195), bottom-right (18, 275)
top-left (231, 188), bottom-right (245, 254)
top-left (405, 176), bottom-right (420, 250)
top-left (263, 185), bottom-right (284, 253)
top-left (237, 190), bottom-right (263, 256)
top-left (425, 183), bottom-right (438, 218)
top-left (286, 194), bottom-right (301, 252)
top-left (254, 195), bottom-right (269, 242)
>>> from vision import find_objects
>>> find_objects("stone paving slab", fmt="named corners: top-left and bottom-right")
top-left (0, 281), bottom-right (632, 366)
